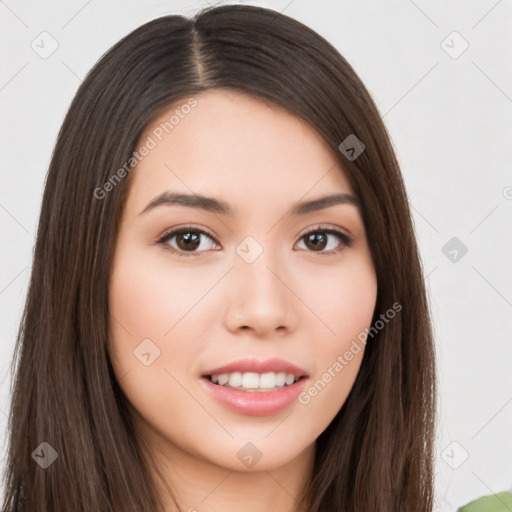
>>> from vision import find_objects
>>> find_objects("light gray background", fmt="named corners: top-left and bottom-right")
top-left (1, 1), bottom-right (511, 510)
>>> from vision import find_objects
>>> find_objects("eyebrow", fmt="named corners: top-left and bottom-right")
top-left (138, 191), bottom-right (360, 217)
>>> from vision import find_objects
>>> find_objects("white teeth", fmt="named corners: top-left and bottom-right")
top-left (285, 373), bottom-right (296, 385)
top-left (259, 372), bottom-right (276, 388)
top-left (275, 372), bottom-right (286, 387)
top-left (209, 371), bottom-right (300, 391)
top-left (216, 374), bottom-right (229, 386)
top-left (228, 372), bottom-right (242, 388)
top-left (242, 372), bottom-right (260, 389)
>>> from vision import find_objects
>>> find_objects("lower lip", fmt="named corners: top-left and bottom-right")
top-left (200, 376), bottom-right (308, 416)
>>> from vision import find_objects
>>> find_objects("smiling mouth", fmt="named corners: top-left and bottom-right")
top-left (203, 372), bottom-right (306, 392)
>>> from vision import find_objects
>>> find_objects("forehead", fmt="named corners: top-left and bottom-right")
top-left (126, 90), bottom-right (355, 212)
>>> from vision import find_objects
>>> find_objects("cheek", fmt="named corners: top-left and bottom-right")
top-left (294, 255), bottom-right (377, 420)
top-left (297, 253), bottom-right (377, 348)
top-left (108, 247), bottom-right (214, 341)
top-left (107, 246), bottom-right (207, 396)
top-left (107, 250), bottom-right (207, 445)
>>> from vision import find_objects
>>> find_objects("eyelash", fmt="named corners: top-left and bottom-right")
top-left (155, 224), bottom-right (353, 258)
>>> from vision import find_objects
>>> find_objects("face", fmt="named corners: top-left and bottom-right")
top-left (108, 90), bottom-right (377, 474)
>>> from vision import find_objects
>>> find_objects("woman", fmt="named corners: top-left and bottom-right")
top-left (2, 4), bottom-right (437, 511)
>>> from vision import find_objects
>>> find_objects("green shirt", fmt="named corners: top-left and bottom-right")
top-left (457, 491), bottom-right (512, 511)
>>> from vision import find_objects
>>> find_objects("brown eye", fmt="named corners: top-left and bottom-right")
top-left (296, 227), bottom-right (353, 255)
top-left (174, 231), bottom-right (201, 251)
top-left (157, 227), bottom-right (218, 256)
top-left (303, 232), bottom-right (328, 251)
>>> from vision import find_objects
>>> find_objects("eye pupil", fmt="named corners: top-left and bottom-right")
top-left (305, 232), bottom-right (327, 251)
top-left (177, 232), bottom-right (201, 250)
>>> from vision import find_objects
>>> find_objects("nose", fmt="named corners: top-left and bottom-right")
top-left (223, 247), bottom-right (298, 337)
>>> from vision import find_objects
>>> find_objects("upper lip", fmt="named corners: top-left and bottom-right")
top-left (201, 358), bottom-right (309, 378)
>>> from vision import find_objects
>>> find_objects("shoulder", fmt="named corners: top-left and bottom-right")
top-left (457, 491), bottom-right (512, 511)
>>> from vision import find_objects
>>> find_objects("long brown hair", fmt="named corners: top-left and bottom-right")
top-left (2, 4), bottom-right (436, 511)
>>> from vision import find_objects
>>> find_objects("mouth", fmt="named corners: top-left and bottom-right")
top-left (203, 372), bottom-right (307, 392)
top-left (199, 358), bottom-right (309, 416)
top-left (200, 358), bottom-right (309, 392)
